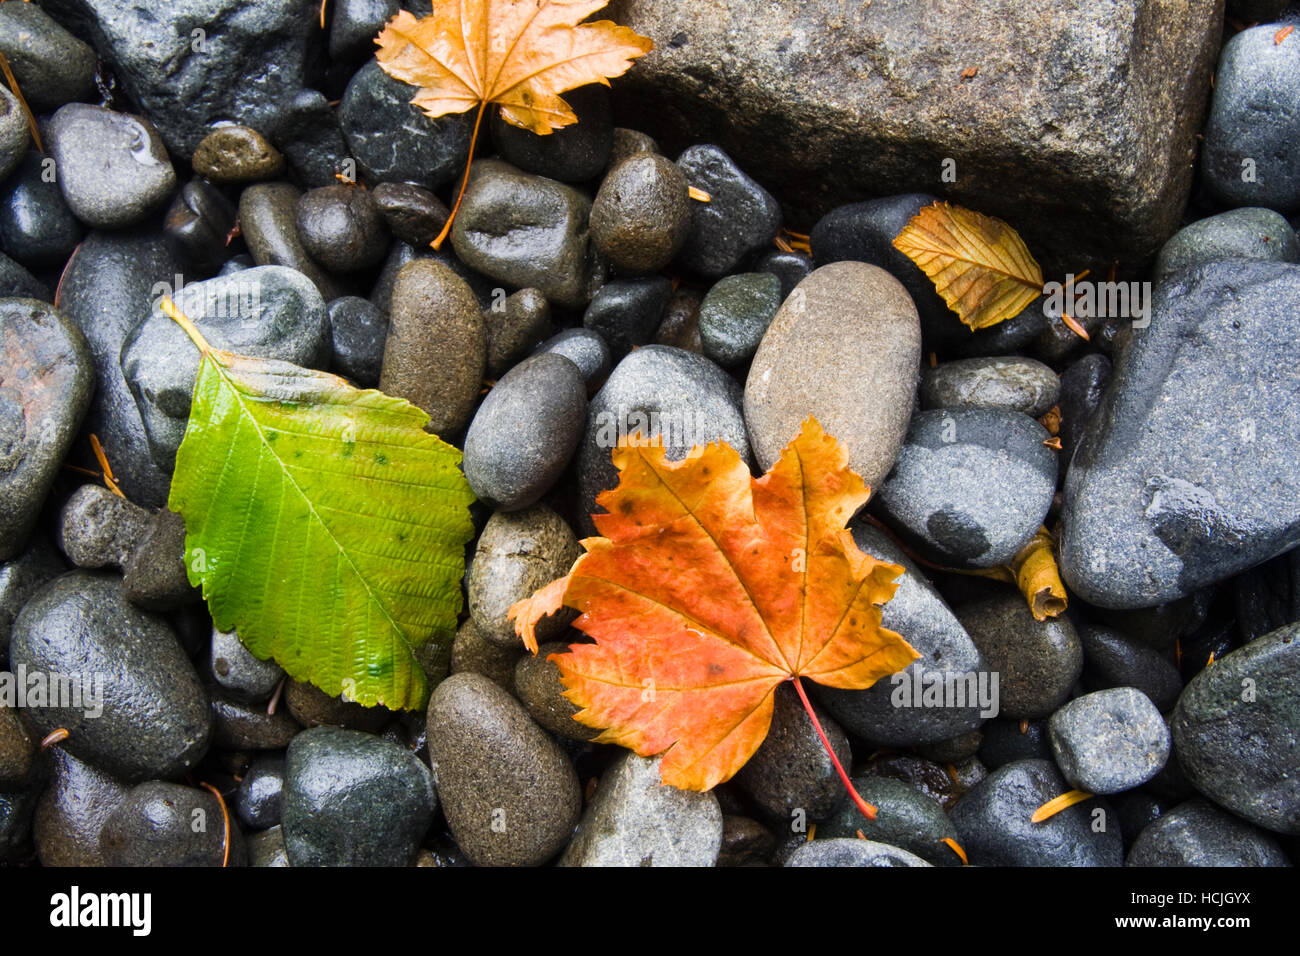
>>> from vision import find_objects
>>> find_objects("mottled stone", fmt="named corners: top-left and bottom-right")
top-left (192, 125), bottom-right (286, 183)
top-left (1048, 687), bottom-right (1170, 794)
top-left (745, 262), bottom-right (920, 490)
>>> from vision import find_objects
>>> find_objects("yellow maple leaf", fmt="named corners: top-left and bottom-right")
top-left (375, 1), bottom-right (652, 247)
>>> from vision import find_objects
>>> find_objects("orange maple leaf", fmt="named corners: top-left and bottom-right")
top-left (509, 418), bottom-right (921, 794)
top-left (375, 1), bottom-right (653, 247)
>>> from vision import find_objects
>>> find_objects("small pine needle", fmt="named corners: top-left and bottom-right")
top-left (319, 0), bottom-right (328, 31)
top-left (1275, 25), bottom-right (1294, 44)
top-left (89, 434), bottom-right (125, 498)
top-left (1018, 718), bottom-right (1029, 734)
top-left (855, 829), bottom-right (866, 840)
top-left (688, 186), bottom-right (712, 203)
top-left (773, 234), bottom-right (795, 254)
top-left (1031, 789), bottom-right (1093, 823)
top-left (1206, 650), bottom-right (1217, 666)
top-left (942, 837), bottom-right (969, 864)
top-left (199, 781), bottom-right (231, 867)
top-left (1043, 436), bottom-right (1063, 451)
top-left (40, 728), bottom-right (70, 750)
top-left (1061, 312), bottom-right (1091, 340)
top-left (806, 823), bottom-right (816, 842)
top-left (266, 676), bottom-right (286, 716)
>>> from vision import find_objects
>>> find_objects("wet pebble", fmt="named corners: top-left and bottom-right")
top-left (327, 296), bottom-right (388, 387)
top-left (699, 272), bottom-right (782, 368)
top-left (1048, 687), bottom-right (1171, 794)
top-left (296, 183), bottom-right (390, 273)
top-left (192, 125), bottom-right (286, 183)
top-left (591, 152), bottom-right (691, 273)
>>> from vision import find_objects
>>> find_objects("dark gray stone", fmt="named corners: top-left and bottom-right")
top-left (1234, 547), bottom-right (1300, 644)
top-left (1202, 25), bottom-right (1300, 213)
top-left (163, 179), bottom-right (237, 275)
top-left (580, 345), bottom-right (749, 533)
top-left (122, 508), bottom-right (195, 611)
top-left (817, 522), bottom-right (988, 745)
top-left (734, 683), bottom-right (851, 823)
top-left (0, 701), bottom-right (33, 790)
top-left (247, 824), bottom-right (290, 867)
top-left (237, 183), bottom-right (340, 301)
top-left (745, 262), bottom-right (920, 491)
top-left (33, 748), bottom-right (128, 867)
top-left (463, 354), bottom-right (586, 511)
top-left (468, 505), bottom-right (581, 649)
top-left (1060, 261), bottom-right (1300, 608)
top-left (877, 408), bottom-right (1056, 569)
top-left (377, 259), bottom-right (486, 436)
top-left (122, 265), bottom-right (330, 471)
top-left (785, 838), bottom-right (930, 867)
top-left (1154, 207), bottom-right (1299, 282)
top-left (56, 484), bottom-right (153, 570)
top-left (654, 287), bottom-right (703, 352)
top-left (0, 299), bottom-right (94, 561)
top-left (958, 595), bottom-right (1083, 719)
top-left (699, 272), bottom-right (781, 368)
top-left (209, 691), bottom-right (300, 751)
top-left (513, 642), bottom-right (599, 742)
top-left (43, 0), bottom-right (319, 157)
top-left (46, 104), bottom-right (176, 230)
top-left (100, 781), bottom-right (244, 867)
top-left (0, 536), bottom-right (64, 666)
top-left (490, 84), bottom-right (613, 183)
top-left (283, 726), bottom-right (434, 866)
top-left (1048, 687), bottom-right (1170, 794)
top-left (921, 357), bottom-right (1060, 418)
top-left (236, 756), bottom-right (284, 830)
top-left (269, 89), bottom-right (355, 189)
top-left (591, 151), bottom-right (691, 273)
top-left (1057, 352), bottom-right (1111, 464)
top-left (608, 1), bottom-right (1220, 270)
top-left (1172, 623), bottom-right (1300, 834)
top-left (372, 181), bottom-right (448, 248)
top-left (53, 229), bottom-right (181, 508)
top-left (483, 288), bottom-right (553, 378)
top-left (582, 276), bottom-right (672, 360)
top-left (560, 752), bottom-right (722, 867)
top-left (427, 673), bottom-right (581, 866)
top-left (451, 160), bottom-right (596, 309)
top-left (818, 775), bottom-right (962, 866)
top-left (329, 0), bottom-right (402, 64)
top-left (535, 328), bottom-right (611, 390)
top-left (209, 627), bottom-right (284, 704)
top-left (340, 59), bottom-right (474, 190)
top-left (1079, 623), bottom-right (1182, 711)
top-left (0, 253), bottom-right (48, 301)
top-left (0, 87), bottom-right (28, 185)
top-left (0, 2), bottom-right (96, 113)
top-left (978, 717), bottom-right (1053, 769)
top-left (755, 248), bottom-right (812, 300)
top-left (674, 144), bottom-right (780, 277)
top-left (1126, 798), bottom-right (1292, 866)
top-left (296, 184), bottom-right (389, 273)
top-left (327, 296), bottom-right (388, 388)
top-left (950, 758), bottom-right (1122, 866)
top-left (10, 572), bottom-right (210, 781)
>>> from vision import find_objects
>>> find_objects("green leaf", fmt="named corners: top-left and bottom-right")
top-left (165, 302), bottom-right (476, 711)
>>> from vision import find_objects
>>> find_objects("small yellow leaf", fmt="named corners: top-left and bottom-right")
top-left (893, 202), bottom-right (1043, 330)
top-left (1012, 527), bottom-right (1068, 621)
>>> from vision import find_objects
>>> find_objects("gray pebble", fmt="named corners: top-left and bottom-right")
top-left (921, 356), bottom-right (1060, 418)
top-left (958, 595), bottom-right (1083, 719)
top-left (56, 485), bottom-right (153, 571)
top-left (699, 272), bottom-right (782, 368)
top-left (1048, 687), bottom-right (1170, 794)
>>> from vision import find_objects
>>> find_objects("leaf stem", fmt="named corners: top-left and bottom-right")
top-left (432, 100), bottom-right (487, 251)
top-left (791, 675), bottom-right (877, 821)
top-left (160, 295), bottom-right (212, 356)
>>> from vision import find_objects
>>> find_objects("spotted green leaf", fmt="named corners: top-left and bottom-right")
top-left (165, 300), bottom-right (475, 710)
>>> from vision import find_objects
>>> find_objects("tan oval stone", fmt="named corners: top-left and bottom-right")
top-left (744, 261), bottom-right (921, 490)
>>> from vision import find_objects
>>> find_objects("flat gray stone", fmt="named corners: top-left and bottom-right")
top-left (1048, 687), bottom-right (1170, 794)
top-left (560, 753), bottom-right (722, 867)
